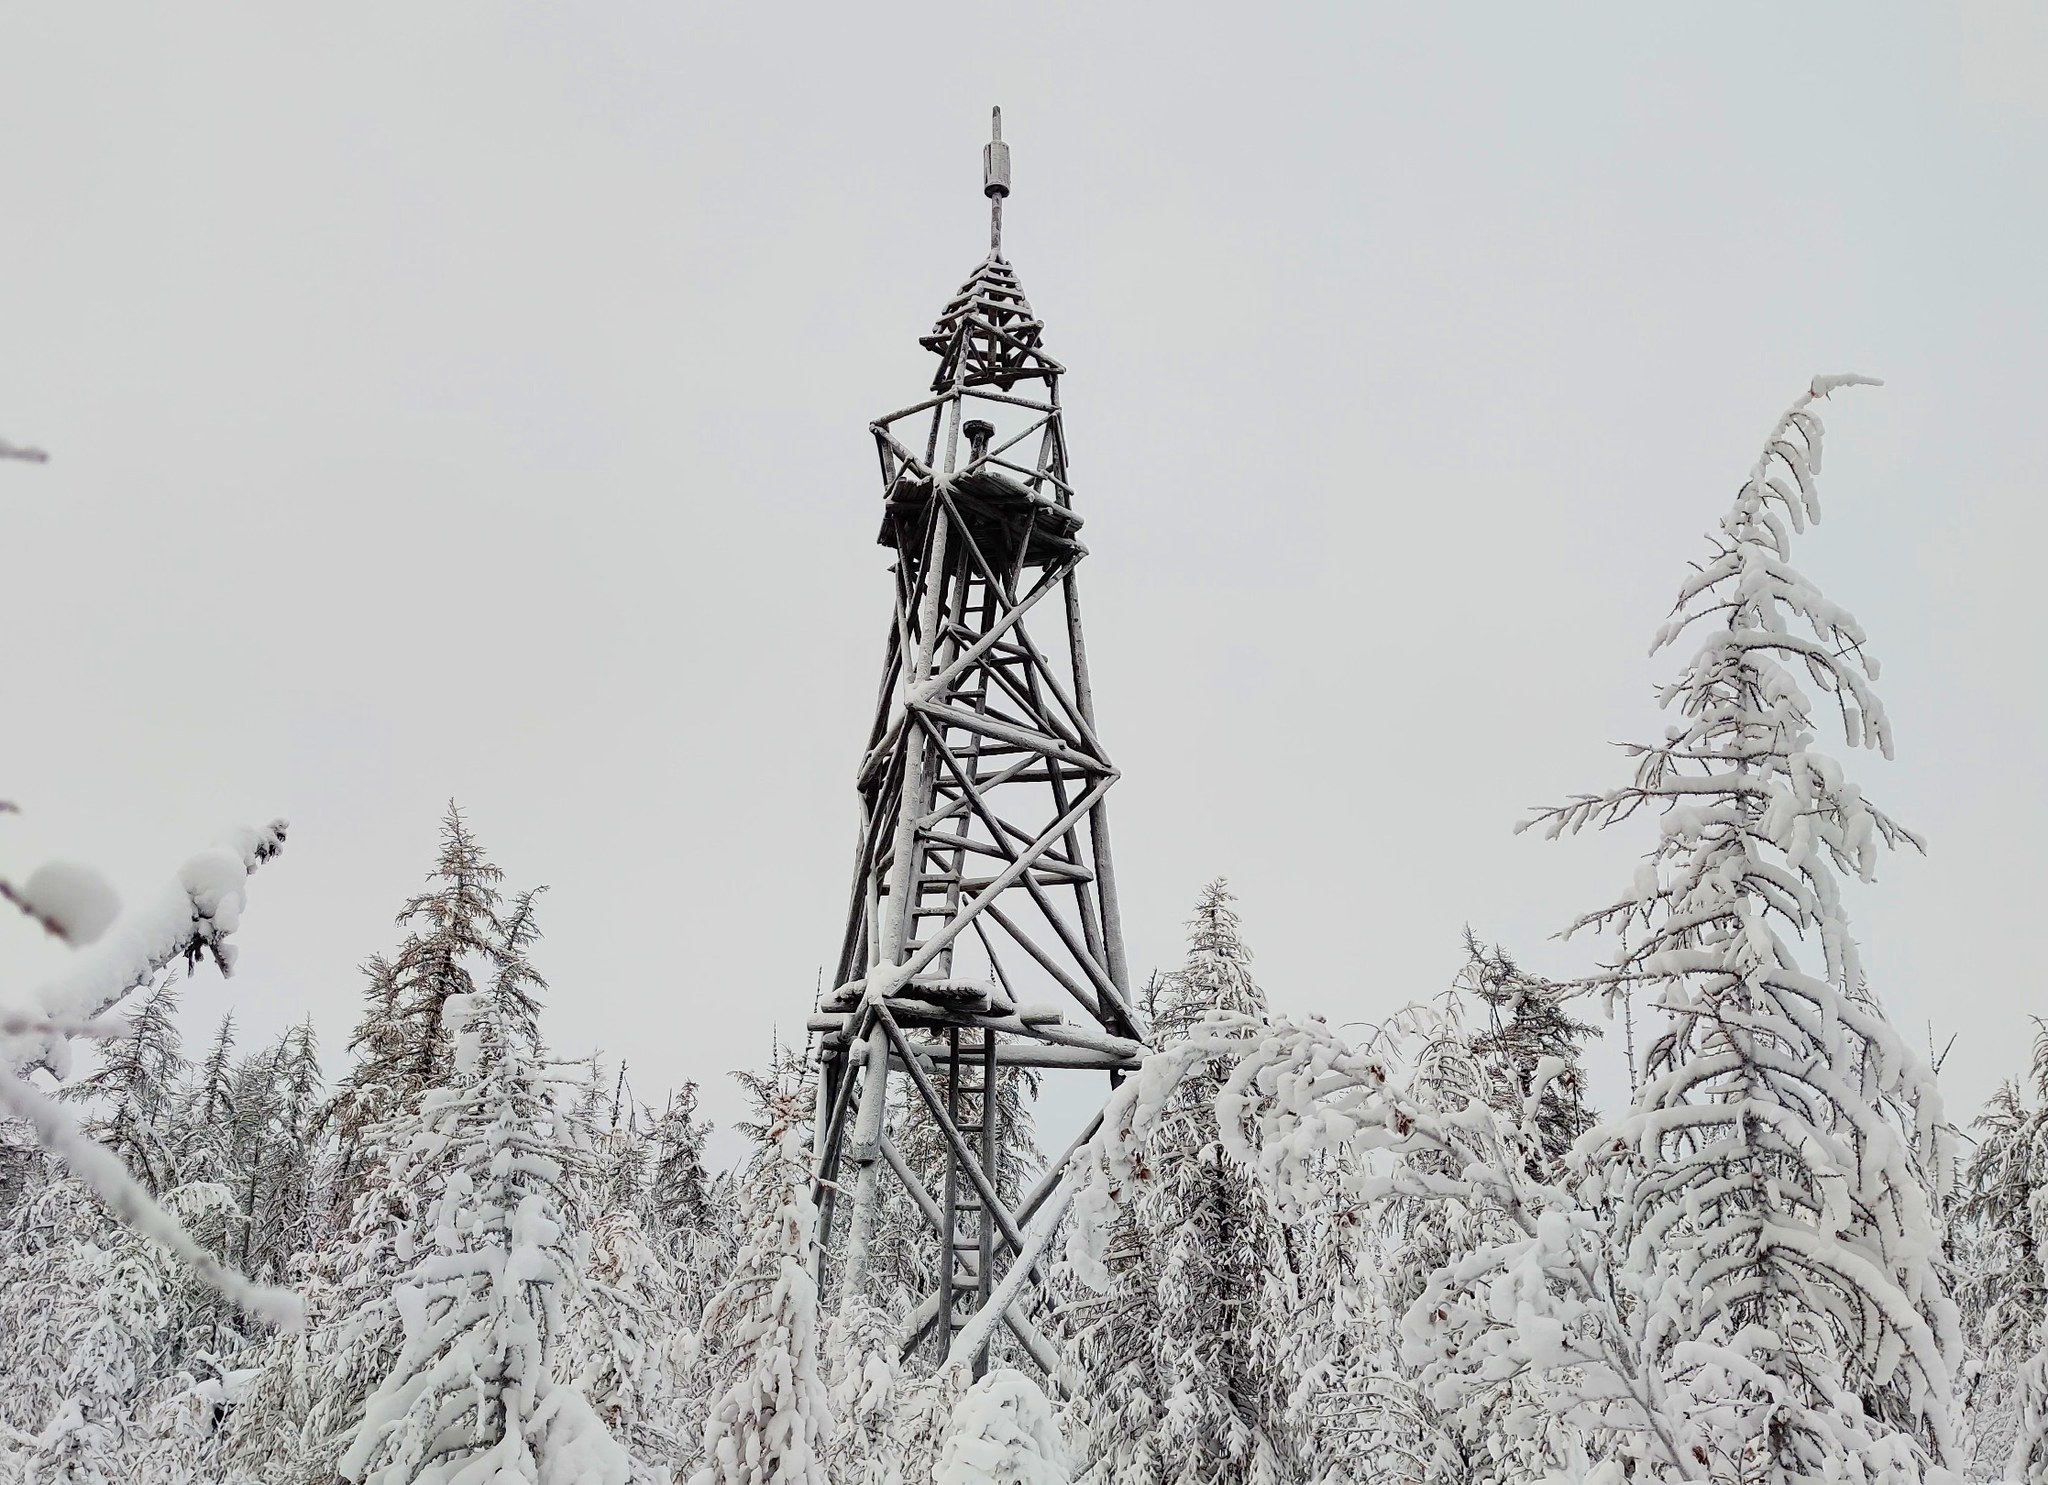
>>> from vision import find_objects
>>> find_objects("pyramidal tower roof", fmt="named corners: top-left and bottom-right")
top-left (918, 108), bottom-right (1063, 391)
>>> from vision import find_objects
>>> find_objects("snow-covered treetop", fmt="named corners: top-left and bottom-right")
top-left (1151, 878), bottom-right (1265, 1039)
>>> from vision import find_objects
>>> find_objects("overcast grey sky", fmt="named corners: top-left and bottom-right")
top-left (4, 4), bottom-right (2044, 1152)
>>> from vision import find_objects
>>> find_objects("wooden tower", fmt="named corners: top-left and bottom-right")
top-left (810, 109), bottom-right (1145, 1376)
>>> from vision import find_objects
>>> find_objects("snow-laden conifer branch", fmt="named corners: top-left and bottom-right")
top-left (2, 817), bottom-right (298, 1336)
top-left (690, 1086), bottom-right (831, 1485)
top-left (8, 819), bottom-right (288, 1080)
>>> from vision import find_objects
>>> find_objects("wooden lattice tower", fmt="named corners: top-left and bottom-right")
top-left (810, 109), bottom-right (1145, 1377)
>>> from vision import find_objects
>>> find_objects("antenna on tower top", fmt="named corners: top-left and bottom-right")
top-left (983, 106), bottom-right (1011, 255)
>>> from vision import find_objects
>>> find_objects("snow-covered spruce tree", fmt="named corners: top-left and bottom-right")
top-left (1149, 878), bottom-right (1266, 1037)
top-left (324, 952), bottom-right (409, 1221)
top-left (296, 1095), bottom-right (427, 1477)
top-left (582, 1071), bottom-right (652, 1222)
top-left (935, 1368), bottom-right (1070, 1485)
top-left (321, 804), bottom-right (520, 1223)
top-left (308, 809), bottom-right (551, 1468)
top-left (338, 989), bottom-right (627, 1485)
top-left (389, 802), bottom-right (508, 1102)
top-left (250, 1019), bottom-right (325, 1281)
top-left (649, 1081), bottom-right (715, 1237)
top-left (58, 974), bottom-right (188, 1198)
top-left (1954, 1026), bottom-right (2048, 1478)
top-left (563, 1055), bottom-right (689, 1485)
top-left (175, 1012), bottom-right (239, 1187)
top-left (1062, 881), bottom-right (1296, 1484)
top-left (1315, 1005), bottom-right (1506, 1484)
top-left (0, 1174), bottom-right (160, 1479)
top-left (580, 1204), bottom-right (689, 1483)
top-left (1456, 930), bottom-right (1596, 1179)
top-left (1276, 1172), bottom-right (1373, 1485)
top-left (1522, 376), bottom-right (1957, 1481)
top-left (181, 1020), bottom-right (326, 1408)
top-left (223, 1045), bottom-right (288, 1277)
top-left (898, 1368), bottom-right (971, 1485)
top-left (0, 1178), bottom-right (253, 1482)
top-left (490, 885), bottom-right (549, 1056)
top-left (1055, 1206), bottom-right (1167, 1485)
top-left (691, 1084), bottom-right (832, 1485)
top-left (1142, 881), bottom-right (1297, 1484)
top-left (647, 1080), bottom-right (732, 1323)
top-left (827, 1295), bottom-right (906, 1485)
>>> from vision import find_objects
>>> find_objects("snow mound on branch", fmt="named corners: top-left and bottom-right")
top-left (935, 1369), bottom-right (1069, 1485)
top-left (15, 861), bottom-right (120, 944)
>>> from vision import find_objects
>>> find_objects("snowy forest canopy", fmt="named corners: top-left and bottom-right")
top-left (1, 379), bottom-right (2039, 1485)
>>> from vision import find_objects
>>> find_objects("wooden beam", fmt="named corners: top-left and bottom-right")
top-left (876, 1007), bottom-right (1032, 1262)
top-left (895, 1041), bottom-right (1138, 1071)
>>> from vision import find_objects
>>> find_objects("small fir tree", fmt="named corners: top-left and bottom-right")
top-left (827, 1295), bottom-right (906, 1485)
top-left (338, 992), bottom-right (627, 1485)
top-left (690, 1086), bottom-right (832, 1485)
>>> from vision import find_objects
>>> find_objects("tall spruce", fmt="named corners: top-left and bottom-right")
top-left (389, 802), bottom-right (506, 1098)
top-left (1069, 880), bottom-right (1296, 1485)
top-left (1525, 377), bottom-right (1958, 1481)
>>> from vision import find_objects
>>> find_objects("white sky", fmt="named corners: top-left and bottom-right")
top-left (4, 4), bottom-right (2044, 1155)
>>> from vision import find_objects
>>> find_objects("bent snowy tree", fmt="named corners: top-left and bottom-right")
top-left (1523, 376), bottom-right (1957, 1482)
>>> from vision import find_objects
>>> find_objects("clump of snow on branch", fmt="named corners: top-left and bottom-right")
top-left (2, 816), bottom-right (298, 1330)
top-left (4, 860), bottom-right (121, 946)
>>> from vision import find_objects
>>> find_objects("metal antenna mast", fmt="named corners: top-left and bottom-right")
top-left (810, 107), bottom-right (1143, 1378)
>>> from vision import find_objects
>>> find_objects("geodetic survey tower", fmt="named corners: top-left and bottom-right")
top-left (810, 109), bottom-right (1145, 1375)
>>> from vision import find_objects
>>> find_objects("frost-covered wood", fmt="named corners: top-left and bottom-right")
top-left (814, 117), bottom-right (1140, 1366)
